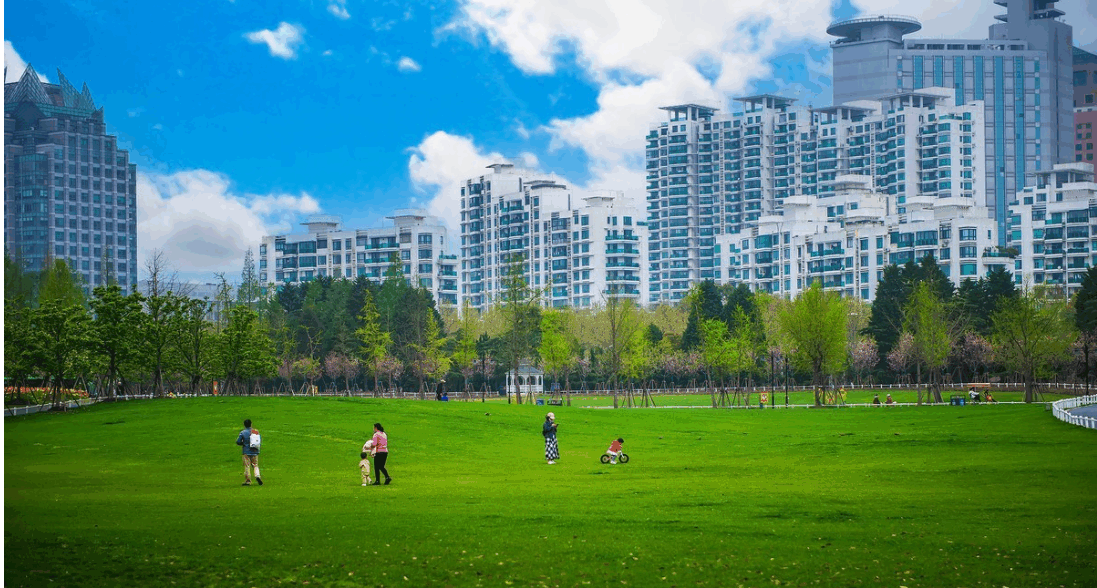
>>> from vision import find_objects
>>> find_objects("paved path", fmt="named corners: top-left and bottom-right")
top-left (1070, 405), bottom-right (1097, 419)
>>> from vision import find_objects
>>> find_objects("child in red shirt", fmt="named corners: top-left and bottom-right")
top-left (606, 438), bottom-right (625, 464)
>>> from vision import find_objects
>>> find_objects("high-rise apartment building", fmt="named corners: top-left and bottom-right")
top-left (259, 211), bottom-right (457, 306)
top-left (1007, 161), bottom-right (1097, 295)
top-left (4, 66), bottom-right (139, 292)
top-left (647, 88), bottom-right (984, 304)
top-left (828, 0), bottom-right (1076, 244)
top-left (723, 175), bottom-right (999, 301)
top-left (459, 163), bottom-right (647, 311)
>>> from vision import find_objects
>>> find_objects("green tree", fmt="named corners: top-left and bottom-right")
top-left (539, 309), bottom-right (576, 391)
top-left (238, 247), bottom-right (261, 311)
top-left (699, 318), bottom-right (734, 386)
top-left (991, 291), bottom-right (1076, 402)
top-left (601, 294), bottom-right (641, 390)
top-left (89, 284), bottom-right (145, 398)
top-left (355, 291), bottom-right (391, 391)
top-left (902, 282), bottom-right (952, 402)
top-left (1074, 266), bottom-right (1097, 392)
top-left (682, 281), bottom-right (723, 350)
top-left (779, 282), bottom-right (848, 406)
top-left (4, 252), bottom-right (39, 399)
top-left (409, 312), bottom-right (449, 396)
top-left (172, 297), bottom-right (214, 395)
top-left (499, 254), bottom-right (541, 403)
top-left (213, 305), bottom-right (277, 393)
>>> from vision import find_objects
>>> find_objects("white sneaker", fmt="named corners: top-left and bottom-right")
top-left (611, 460), bottom-right (616, 464)
top-left (547, 460), bottom-right (556, 465)
top-left (362, 483), bottom-right (369, 486)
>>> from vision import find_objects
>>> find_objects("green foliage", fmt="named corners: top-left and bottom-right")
top-left (681, 280), bottom-right (722, 350)
top-left (32, 297), bottom-right (92, 407)
top-left (170, 297), bottom-right (214, 394)
top-left (991, 291), bottom-right (1076, 402)
top-left (89, 284), bottom-right (145, 396)
top-left (213, 305), bottom-right (277, 390)
top-left (779, 283), bottom-right (848, 402)
top-left (538, 310), bottom-right (576, 388)
top-left (902, 282), bottom-right (952, 385)
top-left (867, 257), bottom-right (954, 359)
top-left (500, 255), bottom-right (542, 398)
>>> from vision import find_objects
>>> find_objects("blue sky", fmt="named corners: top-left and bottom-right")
top-left (5, 0), bottom-right (1095, 281)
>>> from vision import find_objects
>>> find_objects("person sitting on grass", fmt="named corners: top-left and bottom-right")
top-left (969, 388), bottom-right (980, 403)
top-left (606, 438), bottom-right (625, 465)
top-left (885, 394), bottom-right (895, 405)
top-left (360, 441), bottom-right (373, 486)
top-left (984, 391), bottom-right (997, 403)
top-left (872, 393), bottom-right (881, 405)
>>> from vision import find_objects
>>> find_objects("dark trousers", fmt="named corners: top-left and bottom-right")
top-left (374, 452), bottom-right (389, 480)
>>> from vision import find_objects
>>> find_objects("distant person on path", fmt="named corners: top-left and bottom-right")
top-left (543, 412), bottom-right (559, 465)
top-left (872, 393), bottom-right (881, 405)
top-left (605, 437), bottom-right (625, 465)
top-left (369, 423), bottom-right (391, 485)
top-left (235, 418), bottom-right (262, 486)
top-left (359, 440), bottom-right (373, 486)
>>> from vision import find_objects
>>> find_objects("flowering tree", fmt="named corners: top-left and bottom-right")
top-left (849, 338), bottom-right (878, 385)
top-left (954, 333), bottom-right (992, 382)
top-left (292, 356), bottom-right (322, 394)
top-left (887, 332), bottom-right (915, 384)
top-left (374, 355), bottom-right (403, 392)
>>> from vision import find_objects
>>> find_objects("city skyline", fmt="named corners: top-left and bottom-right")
top-left (5, 0), bottom-right (1096, 283)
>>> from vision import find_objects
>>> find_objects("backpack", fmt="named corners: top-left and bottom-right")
top-left (248, 429), bottom-right (261, 450)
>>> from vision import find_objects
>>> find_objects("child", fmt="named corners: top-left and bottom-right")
top-left (606, 437), bottom-right (625, 465)
top-left (359, 440), bottom-right (373, 486)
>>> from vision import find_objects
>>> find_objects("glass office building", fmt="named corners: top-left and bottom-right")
top-left (829, 0), bottom-right (1075, 245)
top-left (4, 65), bottom-right (139, 293)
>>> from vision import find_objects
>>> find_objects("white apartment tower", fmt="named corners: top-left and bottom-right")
top-left (1008, 162), bottom-right (1097, 295)
top-left (725, 175), bottom-right (999, 300)
top-left (647, 88), bottom-right (984, 304)
top-left (259, 211), bottom-right (457, 306)
top-left (459, 163), bottom-right (647, 311)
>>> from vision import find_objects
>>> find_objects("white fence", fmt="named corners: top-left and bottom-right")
top-left (1051, 394), bottom-right (1097, 430)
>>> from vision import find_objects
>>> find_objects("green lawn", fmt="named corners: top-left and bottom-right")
top-left (5, 398), bottom-right (1096, 587)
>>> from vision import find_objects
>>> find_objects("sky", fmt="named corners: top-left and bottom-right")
top-left (5, 0), bottom-right (1096, 283)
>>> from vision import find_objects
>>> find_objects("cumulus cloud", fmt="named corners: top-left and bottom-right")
top-left (397, 56), bottom-right (422, 73)
top-left (408, 132), bottom-right (506, 233)
top-left (244, 22), bottom-right (305, 59)
top-left (137, 169), bottom-right (320, 274)
top-left (444, 0), bottom-right (836, 211)
top-left (4, 41), bottom-right (49, 83)
top-left (328, 1), bottom-right (351, 20)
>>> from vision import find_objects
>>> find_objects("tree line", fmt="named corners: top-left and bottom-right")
top-left (5, 250), bottom-right (1094, 407)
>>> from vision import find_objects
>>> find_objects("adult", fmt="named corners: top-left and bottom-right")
top-left (369, 423), bottom-right (391, 485)
top-left (235, 418), bottom-right (262, 486)
top-left (543, 412), bottom-right (559, 465)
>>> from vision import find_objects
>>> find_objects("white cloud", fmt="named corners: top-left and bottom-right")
top-left (397, 56), bottom-right (422, 73)
top-left (328, 1), bottom-right (351, 20)
top-left (4, 41), bottom-right (49, 83)
top-left (408, 132), bottom-right (505, 233)
top-left (244, 22), bottom-right (305, 59)
top-left (137, 169), bottom-right (320, 274)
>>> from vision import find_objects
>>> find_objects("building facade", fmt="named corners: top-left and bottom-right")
top-left (1074, 46), bottom-right (1097, 107)
top-left (828, 0), bottom-right (1076, 243)
top-left (723, 175), bottom-right (999, 300)
top-left (459, 163), bottom-right (647, 311)
top-left (4, 66), bottom-right (139, 293)
top-left (1077, 106), bottom-right (1097, 163)
top-left (259, 211), bottom-right (457, 306)
top-left (647, 88), bottom-right (984, 304)
top-left (1008, 162), bottom-right (1097, 296)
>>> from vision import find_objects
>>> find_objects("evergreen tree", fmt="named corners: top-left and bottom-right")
top-left (682, 280), bottom-right (723, 350)
top-left (1073, 266), bottom-right (1097, 392)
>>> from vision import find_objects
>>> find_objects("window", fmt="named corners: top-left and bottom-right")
top-left (960, 263), bottom-right (977, 276)
top-left (959, 228), bottom-right (977, 241)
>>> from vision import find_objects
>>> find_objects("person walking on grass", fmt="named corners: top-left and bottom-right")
top-left (235, 418), bottom-right (262, 486)
top-left (369, 423), bottom-right (391, 485)
top-left (543, 412), bottom-right (559, 465)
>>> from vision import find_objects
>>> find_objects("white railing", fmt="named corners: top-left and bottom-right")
top-left (1051, 394), bottom-right (1097, 430)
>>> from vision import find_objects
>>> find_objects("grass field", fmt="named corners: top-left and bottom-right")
top-left (5, 397), bottom-right (1096, 588)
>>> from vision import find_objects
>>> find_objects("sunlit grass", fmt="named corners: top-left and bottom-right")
top-left (5, 397), bottom-right (1096, 587)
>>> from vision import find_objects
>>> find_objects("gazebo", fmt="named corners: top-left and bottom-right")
top-left (505, 362), bottom-right (544, 397)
